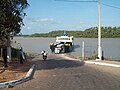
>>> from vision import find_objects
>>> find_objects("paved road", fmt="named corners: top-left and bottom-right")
top-left (4, 54), bottom-right (120, 90)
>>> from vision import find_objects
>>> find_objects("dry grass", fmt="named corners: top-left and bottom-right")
top-left (0, 60), bottom-right (33, 83)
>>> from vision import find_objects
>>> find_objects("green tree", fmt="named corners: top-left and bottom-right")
top-left (0, 0), bottom-right (29, 45)
top-left (27, 26), bottom-right (120, 38)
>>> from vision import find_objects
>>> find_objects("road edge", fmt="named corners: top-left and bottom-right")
top-left (60, 54), bottom-right (120, 68)
top-left (0, 64), bottom-right (36, 89)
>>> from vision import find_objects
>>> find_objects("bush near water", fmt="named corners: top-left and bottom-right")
top-left (0, 47), bottom-right (26, 61)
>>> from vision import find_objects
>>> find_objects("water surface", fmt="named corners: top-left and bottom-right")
top-left (12, 37), bottom-right (120, 60)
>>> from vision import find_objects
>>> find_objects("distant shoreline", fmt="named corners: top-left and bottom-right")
top-left (14, 36), bottom-right (120, 39)
top-left (20, 26), bottom-right (120, 38)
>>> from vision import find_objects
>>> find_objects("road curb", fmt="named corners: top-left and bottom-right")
top-left (0, 64), bottom-right (36, 89)
top-left (61, 54), bottom-right (120, 68)
top-left (85, 61), bottom-right (120, 68)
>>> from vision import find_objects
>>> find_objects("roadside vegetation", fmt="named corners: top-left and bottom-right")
top-left (0, 0), bottom-right (29, 67)
top-left (27, 26), bottom-right (120, 38)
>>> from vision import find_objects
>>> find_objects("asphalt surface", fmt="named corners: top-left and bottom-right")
top-left (3, 54), bottom-right (120, 90)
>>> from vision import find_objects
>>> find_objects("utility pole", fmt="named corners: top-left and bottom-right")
top-left (97, 0), bottom-right (102, 60)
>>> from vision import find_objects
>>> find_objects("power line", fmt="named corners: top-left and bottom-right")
top-left (55, 0), bottom-right (120, 10)
top-left (55, 0), bottom-right (97, 3)
top-left (101, 3), bottom-right (120, 10)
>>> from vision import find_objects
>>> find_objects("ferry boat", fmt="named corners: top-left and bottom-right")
top-left (50, 32), bottom-right (74, 54)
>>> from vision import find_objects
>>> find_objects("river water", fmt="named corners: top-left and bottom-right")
top-left (12, 37), bottom-right (120, 60)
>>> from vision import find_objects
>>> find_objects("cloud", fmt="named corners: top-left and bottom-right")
top-left (22, 18), bottom-right (91, 34)
top-left (23, 18), bottom-right (60, 30)
top-left (25, 18), bottom-right (61, 25)
top-left (23, 26), bottom-right (31, 30)
top-left (37, 18), bottom-right (54, 22)
top-left (27, 27), bottom-right (31, 30)
top-left (22, 18), bottom-right (62, 34)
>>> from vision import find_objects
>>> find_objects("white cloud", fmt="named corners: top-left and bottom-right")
top-left (39, 18), bottom-right (54, 22)
top-left (25, 18), bottom-right (62, 29)
top-left (22, 18), bottom-right (92, 34)
top-left (27, 27), bottom-right (31, 30)
top-left (22, 18), bottom-right (62, 34)
top-left (29, 18), bottom-right (60, 24)
top-left (23, 26), bottom-right (31, 30)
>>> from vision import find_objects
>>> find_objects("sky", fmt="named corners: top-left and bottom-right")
top-left (21, 0), bottom-right (120, 35)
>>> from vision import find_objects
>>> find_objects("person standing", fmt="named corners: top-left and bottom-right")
top-left (2, 47), bottom-right (8, 67)
top-left (19, 47), bottom-right (24, 64)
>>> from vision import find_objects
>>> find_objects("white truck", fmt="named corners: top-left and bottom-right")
top-left (54, 44), bottom-right (63, 54)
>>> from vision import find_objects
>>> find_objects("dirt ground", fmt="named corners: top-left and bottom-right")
top-left (0, 60), bottom-right (33, 83)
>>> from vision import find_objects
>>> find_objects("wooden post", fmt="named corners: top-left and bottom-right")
top-left (82, 41), bottom-right (85, 60)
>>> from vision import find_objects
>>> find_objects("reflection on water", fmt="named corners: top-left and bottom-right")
top-left (13, 37), bottom-right (120, 60)
top-left (74, 45), bottom-right (80, 50)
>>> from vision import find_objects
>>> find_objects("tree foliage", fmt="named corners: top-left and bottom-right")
top-left (0, 0), bottom-right (29, 36)
top-left (28, 26), bottom-right (120, 38)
